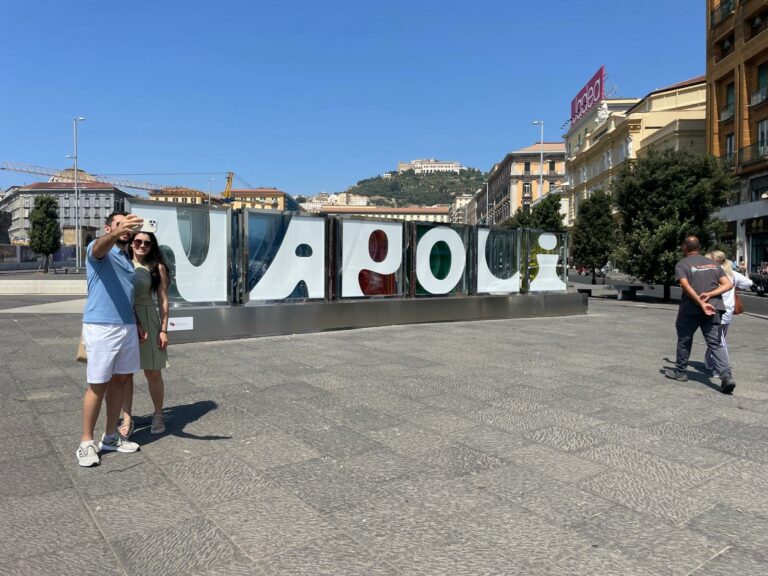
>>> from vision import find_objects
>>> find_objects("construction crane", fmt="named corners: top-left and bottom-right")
top-left (0, 161), bottom-right (175, 192)
top-left (221, 171), bottom-right (235, 202)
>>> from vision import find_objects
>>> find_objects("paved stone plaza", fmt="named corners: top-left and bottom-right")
top-left (1, 297), bottom-right (767, 575)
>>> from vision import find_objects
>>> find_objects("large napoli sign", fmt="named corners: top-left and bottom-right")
top-left (128, 201), bottom-right (567, 307)
top-left (571, 66), bottom-right (605, 123)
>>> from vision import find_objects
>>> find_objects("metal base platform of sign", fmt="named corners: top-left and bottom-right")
top-left (167, 293), bottom-right (587, 343)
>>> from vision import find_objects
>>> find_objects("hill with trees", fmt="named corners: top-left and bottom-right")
top-left (342, 168), bottom-right (486, 206)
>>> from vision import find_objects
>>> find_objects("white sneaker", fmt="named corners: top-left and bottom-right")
top-left (98, 433), bottom-right (140, 453)
top-left (76, 442), bottom-right (100, 467)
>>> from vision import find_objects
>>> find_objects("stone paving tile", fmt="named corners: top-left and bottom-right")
top-left (0, 488), bottom-right (102, 563)
top-left (257, 532), bottom-right (400, 575)
top-left (470, 463), bottom-right (613, 527)
top-left (415, 443), bottom-right (505, 476)
top-left (448, 424), bottom-right (531, 459)
top-left (84, 482), bottom-right (200, 540)
top-left (163, 454), bottom-right (273, 505)
top-left (572, 490), bottom-right (729, 574)
top-left (0, 453), bottom-right (73, 498)
top-left (447, 501), bottom-right (594, 566)
top-left (291, 424), bottom-right (384, 458)
top-left (402, 406), bottom-right (478, 433)
top-left (504, 444), bottom-right (607, 483)
top-left (265, 457), bottom-right (391, 514)
top-left (688, 547), bottom-right (767, 575)
top-left (385, 540), bottom-right (535, 576)
top-left (337, 448), bottom-right (429, 483)
top-left (585, 422), bottom-right (734, 470)
top-left (0, 410), bottom-right (40, 439)
top-left (207, 488), bottom-right (336, 560)
top-left (225, 430), bottom-right (320, 470)
top-left (686, 504), bottom-right (768, 563)
top-left (0, 549), bottom-right (123, 576)
top-left (367, 423), bottom-right (451, 458)
top-left (578, 469), bottom-right (714, 525)
top-left (110, 517), bottom-right (252, 576)
top-left (553, 546), bottom-right (666, 576)
top-left (415, 392), bottom-right (489, 415)
top-left (524, 425), bottom-right (603, 452)
top-left (579, 443), bottom-right (718, 489)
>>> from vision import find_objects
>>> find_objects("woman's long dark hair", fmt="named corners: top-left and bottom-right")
top-left (128, 232), bottom-right (168, 293)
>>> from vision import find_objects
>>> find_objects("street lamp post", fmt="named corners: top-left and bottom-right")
top-left (72, 116), bottom-right (86, 270)
top-left (532, 120), bottom-right (544, 214)
top-left (208, 178), bottom-right (215, 205)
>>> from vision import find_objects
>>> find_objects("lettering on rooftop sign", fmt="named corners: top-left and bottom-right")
top-left (571, 66), bottom-right (605, 123)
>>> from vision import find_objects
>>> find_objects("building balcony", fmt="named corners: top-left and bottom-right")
top-left (720, 104), bottom-right (735, 122)
top-left (711, 0), bottom-right (735, 28)
top-left (751, 85), bottom-right (768, 107)
top-left (739, 143), bottom-right (768, 164)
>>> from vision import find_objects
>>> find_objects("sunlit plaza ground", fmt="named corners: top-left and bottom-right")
top-left (1, 296), bottom-right (767, 575)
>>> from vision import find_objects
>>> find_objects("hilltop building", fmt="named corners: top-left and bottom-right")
top-left (397, 159), bottom-right (464, 174)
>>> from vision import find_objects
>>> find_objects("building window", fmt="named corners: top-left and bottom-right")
top-left (724, 133), bottom-right (736, 168)
top-left (721, 83), bottom-right (735, 121)
top-left (524, 162), bottom-right (531, 174)
top-left (758, 119), bottom-right (768, 157)
top-left (753, 62), bottom-right (768, 107)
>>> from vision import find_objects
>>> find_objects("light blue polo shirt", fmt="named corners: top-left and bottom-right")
top-left (83, 241), bottom-right (136, 325)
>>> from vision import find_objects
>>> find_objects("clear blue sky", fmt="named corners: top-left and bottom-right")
top-left (2, 0), bottom-right (704, 198)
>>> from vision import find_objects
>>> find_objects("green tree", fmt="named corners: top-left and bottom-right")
top-left (29, 195), bottom-right (62, 274)
top-left (571, 190), bottom-right (615, 284)
top-left (612, 148), bottom-right (732, 300)
top-left (500, 193), bottom-right (564, 232)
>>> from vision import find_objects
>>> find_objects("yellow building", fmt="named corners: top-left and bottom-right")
top-left (483, 142), bottom-right (566, 226)
top-left (707, 0), bottom-right (768, 271)
top-left (228, 188), bottom-right (286, 210)
top-left (563, 77), bottom-right (706, 228)
top-left (148, 187), bottom-right (213, 205)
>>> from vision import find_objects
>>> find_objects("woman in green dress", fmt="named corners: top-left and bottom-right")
top-left (120, 231), bottom-right (170, 435)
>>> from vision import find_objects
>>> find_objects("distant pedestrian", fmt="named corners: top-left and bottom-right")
top-left (737, 257), bottom-right (747, 274)
top-left (704, 251), bottom-right (752, 375)
top-left (119, 231), bottom-right (170, 437)
top-left (665, 236), bottom-right (736, 394)
top-left (76, 211), bottom-right (146, 467)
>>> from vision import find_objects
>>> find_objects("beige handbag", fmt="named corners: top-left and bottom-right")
top-left (76, 336), bottom-right (87, 363)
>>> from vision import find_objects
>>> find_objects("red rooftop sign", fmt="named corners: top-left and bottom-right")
top-left (571, 66), bottom-right (605, 123)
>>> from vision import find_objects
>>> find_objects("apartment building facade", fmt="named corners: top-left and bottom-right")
top-left (0, 181), bottom-right (132, 245)
top-left (707, 0), bottom-right (768, 272)
top-left (482, 143), bottom-right (566, 226)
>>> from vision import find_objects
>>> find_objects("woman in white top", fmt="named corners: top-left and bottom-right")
top-left (704, 250), bottom-right (752, 374)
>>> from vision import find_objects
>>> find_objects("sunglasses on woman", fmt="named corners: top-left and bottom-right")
top-left (132, 239), bottom-right (153, 247)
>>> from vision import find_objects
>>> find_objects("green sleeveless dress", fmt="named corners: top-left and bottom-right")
top-left (134, 262), bottom-right (169, 370)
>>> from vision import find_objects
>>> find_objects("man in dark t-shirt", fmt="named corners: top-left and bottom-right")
top-left (665, 236), bottom-right (735, 393)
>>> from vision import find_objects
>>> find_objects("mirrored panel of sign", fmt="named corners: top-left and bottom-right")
top-left (245, 210), bottom-right (326, 303)
top-left (410, 223), bottom-right (471, 297)
top-left (129, 200), bottom-right (231, 304)
top-left (477, 227), bottom-right (521, 294)
top-left (340, 219), bottom-right (404, 298)
top-left (526, 230), bottom-right (567, 292)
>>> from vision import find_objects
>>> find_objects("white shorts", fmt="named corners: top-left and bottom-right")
top-left (82, 323), bottom-right (140, 384)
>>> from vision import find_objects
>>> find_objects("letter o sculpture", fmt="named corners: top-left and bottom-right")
top-left (415, 227), bottom-right (466, 294)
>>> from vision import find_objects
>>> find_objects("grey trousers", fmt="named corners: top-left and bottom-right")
top-left (675, 311), bottom-right (731, 376)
